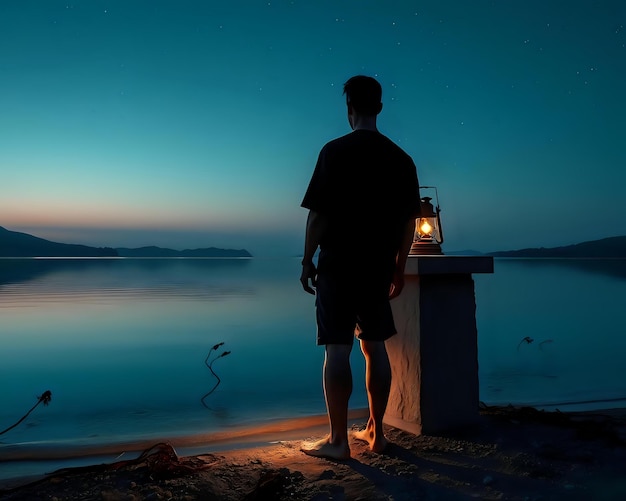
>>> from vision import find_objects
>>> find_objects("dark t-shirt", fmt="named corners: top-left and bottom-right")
top-left (301, 129), bottom-right (421, 279)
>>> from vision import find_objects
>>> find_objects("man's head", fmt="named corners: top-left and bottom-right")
top-left (343, 75), bottom-right (383, 117)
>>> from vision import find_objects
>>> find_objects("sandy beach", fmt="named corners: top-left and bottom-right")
top-left (1, 405), bottom-right (626, 500)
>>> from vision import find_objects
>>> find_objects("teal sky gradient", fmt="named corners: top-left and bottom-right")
top-left (1, 1), bottom-right (625, 256)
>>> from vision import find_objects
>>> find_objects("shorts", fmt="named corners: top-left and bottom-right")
top-left (314, 272), bottom-right (397, 345)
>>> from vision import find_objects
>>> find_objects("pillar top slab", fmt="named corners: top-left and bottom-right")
top-left (405, 255), bottom-right (494, 275)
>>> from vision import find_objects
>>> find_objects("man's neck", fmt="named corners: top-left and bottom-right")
top-left (351, 115), bottom-right (378, 132)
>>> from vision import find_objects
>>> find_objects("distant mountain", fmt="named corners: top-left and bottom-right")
top-left (0, 226), bottom-right (252, 258)
top-left (0, 226), bottom-right (117, 257)
top-left (488, 236), bottom-right (626, 258)
top-left (116, 246), bottom-right (252, 258)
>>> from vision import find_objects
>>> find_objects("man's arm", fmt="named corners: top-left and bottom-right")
top-left (389, 217), bottom-right (416, 299)
top-left (300, 210), bottom-right (327, 295)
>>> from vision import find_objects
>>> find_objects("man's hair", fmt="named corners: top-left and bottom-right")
top-left (343, 75), bottom-right (382, 116)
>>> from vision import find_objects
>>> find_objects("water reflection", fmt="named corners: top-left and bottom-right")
top-left (0, 258), bottom-right (255, 302)
top-left (1, 257), bottom-right (625, 456)
top-left (0, 258), bottom-right (325, 451)
top-left (495, 257), bottom-right (626, 281)
top-left (475, 258), bottom-right (626, 410)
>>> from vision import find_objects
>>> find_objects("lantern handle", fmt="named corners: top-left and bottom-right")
top-left (419, 186), bottom-right (440, 209)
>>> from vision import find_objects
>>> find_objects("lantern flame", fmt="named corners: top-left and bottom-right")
top-left (419, 220), bottom-right (433, 236)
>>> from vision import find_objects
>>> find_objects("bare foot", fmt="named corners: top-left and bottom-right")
top-left (300, 436), bottom-right (350, 460)
top-left (352, 427), bottom-right (389, 453)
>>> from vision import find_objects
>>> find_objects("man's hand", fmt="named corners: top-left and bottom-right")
top-left (300, 262), bottom-right (318, 295)
top-left (389, 270), bottom-right (405, 299)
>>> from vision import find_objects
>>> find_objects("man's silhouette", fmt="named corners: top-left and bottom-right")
top-left (300, 75), bottom-right (421, 459)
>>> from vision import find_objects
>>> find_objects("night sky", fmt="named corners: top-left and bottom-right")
top-left (2, 1), bottom-right (624, 256)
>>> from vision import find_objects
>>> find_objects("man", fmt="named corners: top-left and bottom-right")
top-left (300, 75), bottom-right (421, 459)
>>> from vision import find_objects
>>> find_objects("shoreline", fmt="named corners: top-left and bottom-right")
top-left (2, 405), bottom-right (626, 500)
top-left (0, 410), bottom-right (369, 485)
top-left (3, 403), bottom-right (624, 463)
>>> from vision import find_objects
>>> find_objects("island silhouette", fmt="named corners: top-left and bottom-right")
top-left (486, 236), bottom-right (626, 258)
top-left (2, 225), bottom-right (625, 258)
top-left (0, 226), bottom-right (252, 258)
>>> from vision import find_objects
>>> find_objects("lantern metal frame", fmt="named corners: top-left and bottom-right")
top-left (410, 186), bottom-right (444, 255)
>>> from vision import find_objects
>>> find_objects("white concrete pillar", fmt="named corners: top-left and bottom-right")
top-left (385, 255), bottom-right (494, 435)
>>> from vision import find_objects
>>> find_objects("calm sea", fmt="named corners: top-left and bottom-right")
top-left (1, 257), bottom-right (625, 454)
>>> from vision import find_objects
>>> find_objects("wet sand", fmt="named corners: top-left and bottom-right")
top-left (1, 405), bottom-right (626, 500)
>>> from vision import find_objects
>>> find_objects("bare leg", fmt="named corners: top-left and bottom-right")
top-left (353, 340), bottom-right (391, 453)
top-left (301, 344), bottom-right (352, 459)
